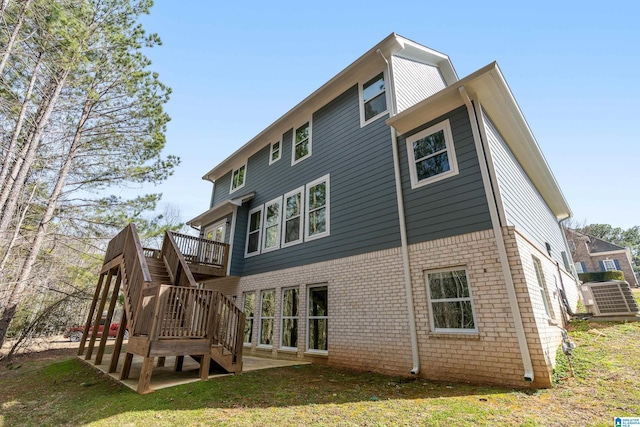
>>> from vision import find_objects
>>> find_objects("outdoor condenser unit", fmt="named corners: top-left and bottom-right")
top-left (580, 281), bottom-right (640, 317)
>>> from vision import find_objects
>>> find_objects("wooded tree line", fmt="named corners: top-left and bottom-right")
top-left (0, 0), bottom-right (178, 352)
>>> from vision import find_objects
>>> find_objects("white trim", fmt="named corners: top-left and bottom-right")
top-left (262, 196), bottom-right (283, 253)
top-left (282, 186), bottom-right (305, 248)
top-left (244, 205), bottom-right (264, 258)
top-left (532, 256), bottom-right (555, 319)
top-left (280, 286), bottom-right (299, 351)
top-left (425, 267), bottom-right (478, 334)
top-left (258, 289), bottom-right (275, 347)
top-left (359, 70), bottom-right (389, 127)
top-left (304, 174), bottom-right (330, 241)
top-left (306, 284), bottom-right (328, 354)
top-left (229, 163), bottom-right (247, 194)
top-left (204, 219), bottom-right (227, 243)
top-left (227, 206), bottom-right (238, 276)
top-left (269, 140), bottom-right (281, 165)
top-left (406, 119), bottom-right (459, 189)
top-left (291, 120), bottom-right (312, 166)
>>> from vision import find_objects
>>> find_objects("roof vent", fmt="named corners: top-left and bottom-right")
top-left (581, 281), bottom-right (639, 317)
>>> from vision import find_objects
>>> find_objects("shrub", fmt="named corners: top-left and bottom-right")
top-left (578, 270), bottom-right (625, 282)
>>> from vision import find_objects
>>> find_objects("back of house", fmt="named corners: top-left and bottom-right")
top-left (188, 33), bottom-right (580, 388)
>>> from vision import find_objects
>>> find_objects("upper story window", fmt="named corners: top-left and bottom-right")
top-left (262, 196), bottom-right (282, 252)
top-left (270, 141), bottom-right (281, 164)
top-left (292, 121), bottom-right (311, 165)
top-left (426, 268), bottom-right (477, 333)
top-left (305, 174), bottom-right (330, 241)
top-left (406, 119), bottom-right (459, 189)
top-left (360, 72), bottom-right (388, 126)
top-left (245, 206), bottom-right (263, 257)
top-left (282, 186), bottom-right (304, 247)
top-left (230, 164), bottom-right (246, 193)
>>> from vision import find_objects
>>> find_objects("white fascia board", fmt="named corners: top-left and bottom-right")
top-left (187, 192), bottom-right (255, 227)
top-left (587, 248), bottom-right (629, 257)
top-left (387, 62), bottom-right (572, 220)
top-left (202, 33), bottom-right (413, 182)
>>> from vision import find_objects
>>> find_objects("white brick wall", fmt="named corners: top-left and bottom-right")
top-left (205, 228), bottom-right (572, 388)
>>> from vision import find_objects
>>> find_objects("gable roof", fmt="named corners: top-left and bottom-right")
top-left (588, 236), bottom-right (626, 253)
top-left (201, 33), bottom-right (458, 183)
top-left (387, 62), bottom-right (572, 220)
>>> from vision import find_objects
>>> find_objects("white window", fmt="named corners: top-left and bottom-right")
top-left (602, 259), bottom-right (617, 271)
top-left (574, 262), bottom-right (584, 274)
top-left (282, 186), bottom-right (304, 247)
top-left (307, 285), bottom-right (328, 352)
top-left (200, 220), bottom-right (227, 265)
top-left (426, 268), bottom-right (477, 333)
top-left (243, 292), bottom-right (255, 344)
top-left (270, 141), bottom-right (281, 164)
top-left (230, 164), bottom-right (246, 193)
top-left (259, 290), bottom-right (275, 346)
top-left (533, 257), bottom-right (554, 319)
top-left (359, 72), bottom-right (388, 126)
top-left (292, 121), bottom-right (311, 165)
top-left (245, 206), bottom-right (263, 257)
top-left (281, 287), bottom-right (299, 349)
top-left (305, 174), bottom-right (330, 241)
top-left (406, 119), bottom-right (459, 188)
top-left (262, 196), bottom-right (282, 252)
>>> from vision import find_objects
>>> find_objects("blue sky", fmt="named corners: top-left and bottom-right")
top-left (136, 1), bottom-right (639, 229)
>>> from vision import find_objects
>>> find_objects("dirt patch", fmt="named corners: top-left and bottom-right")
top-left (0, 335), bottom-right (79, 365)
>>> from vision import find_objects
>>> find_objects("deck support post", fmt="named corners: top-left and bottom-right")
top-left (109, 310), bottom-right (128, 373)
top-left (120, 353), bottom-right (134, 380)
top-left (78, 272), bottom-right (106, 355)
top-left (174, 356), bottom-right (184, 372)
top-left (137, 356), bottom-right (155, 394)
top-left (86, 269), bottom-right (114, 360)
top-left (96, 269), bottom-right (122, 365)
top-left (199, 355), bottom-right (211, 381)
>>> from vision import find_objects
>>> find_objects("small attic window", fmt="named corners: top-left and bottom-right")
top-left (360, 72), bottom-right (388, 126)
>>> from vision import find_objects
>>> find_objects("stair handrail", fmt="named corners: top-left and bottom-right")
top-left (162, 231), bottom-right (198, 287)
top-left (122, 224), bottom-right (153, 333)
top-left (212, 292), bottom-right (246, 364)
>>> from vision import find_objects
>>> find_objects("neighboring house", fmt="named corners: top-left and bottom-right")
top-left (566, 229), bottom-right (639, 287)
top-left (187, 33), bottom-right (580, 388)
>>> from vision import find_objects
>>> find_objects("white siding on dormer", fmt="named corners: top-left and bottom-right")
top-left (483, 114), bottom-right (567, 266)
top-left (392, 55), bottom-right (447, 113)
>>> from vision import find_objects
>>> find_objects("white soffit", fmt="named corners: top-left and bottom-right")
top-left (187, 192), bottom-right (255, 227)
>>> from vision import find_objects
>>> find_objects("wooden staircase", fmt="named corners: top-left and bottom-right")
top-left (77, 224), bottom-right (245, 394)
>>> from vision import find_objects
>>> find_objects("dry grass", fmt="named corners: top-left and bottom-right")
top-left (1, 312), bottom-right (639, 426)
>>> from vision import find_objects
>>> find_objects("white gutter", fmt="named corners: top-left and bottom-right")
top-left (460, 86), bottom-right (534, 382)
top-left (378, 49), bottom-right (420, 375)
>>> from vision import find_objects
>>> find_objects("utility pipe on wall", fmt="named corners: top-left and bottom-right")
top-left (378, 49), bottom-right (421, 375)
top-left (459, 86), bottom-right (535, 382)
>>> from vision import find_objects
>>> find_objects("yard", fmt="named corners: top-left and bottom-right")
top-left (1, 309), bottom-right (639, 426)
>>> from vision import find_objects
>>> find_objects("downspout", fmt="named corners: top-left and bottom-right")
top-left (460, 87), bottom-right (535, 382)
top-left (378, 49), bottom-right (420, 375)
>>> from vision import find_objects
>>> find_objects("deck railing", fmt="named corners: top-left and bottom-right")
top-left (212, 292), bottom-right (245, 363)
top-left (121, 224), bottom-right (153, 333)
top-left (170, 232), bottom-right (229, 270)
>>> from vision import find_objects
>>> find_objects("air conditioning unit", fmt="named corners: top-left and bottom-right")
top-left (581, 281), bottom-right (640, 317)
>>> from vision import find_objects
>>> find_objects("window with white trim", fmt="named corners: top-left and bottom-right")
top-left (281, 287), bottom-right (299, 349)
top-left (426, 268), bottom-right (477, 333)
top-left (602, 259), bottom-right (617, 271)
top-left (292, 121), bottom-right (311, 164)
top-left (533, 257), bottom-right (554, 318)
top-left (230, 164), bottom-right (246, 193)
top-left (406, 119), bottom-right (459, 188)
top-left (305, 174), bottom-right (330, 241)
top-left (270, 141), bottom-right (281, 164)
top-left (360, 72), bottom-right (387, 126)
top-left (243, 292), bottom-right (255, 344)
top-left (574, 262), bottom-right (584, 274)
top-left (262, 196), bottom-right (282, 252)
top-left (259, 290), bottom-right (275, 346)
top-left (245, 206), bottom-right (263, 257)
top-left (282, 186), bottom-right (304, 247)
top-left (307, 285), bottom-right (328, 352)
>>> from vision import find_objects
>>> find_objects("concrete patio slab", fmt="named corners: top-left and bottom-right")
top-left (79, 351), bottom-right (309, 392)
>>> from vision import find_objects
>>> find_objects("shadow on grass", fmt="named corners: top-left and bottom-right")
top-left (0, 352), bottom-right (519, 426)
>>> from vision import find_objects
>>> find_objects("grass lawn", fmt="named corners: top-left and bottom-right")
top-left (1, 315), bottom-right (639, 426)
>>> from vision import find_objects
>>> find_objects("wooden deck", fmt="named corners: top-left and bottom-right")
top-left (77, 224), bottom-right (244, 394)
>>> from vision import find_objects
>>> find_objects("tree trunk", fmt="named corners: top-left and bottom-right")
top-left (0, 68), bottom-right (69, 242)
top-left (0, 0), bottom-right (33, 76)
top-left (0, 89), bottom-right (89, 349)
top-left (0, 52), bottom-right (43, 193)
